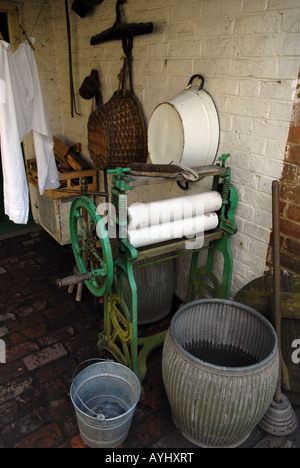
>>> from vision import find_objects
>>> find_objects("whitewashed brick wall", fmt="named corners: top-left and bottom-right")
top-left (21, 0), bottom-right (300, 298)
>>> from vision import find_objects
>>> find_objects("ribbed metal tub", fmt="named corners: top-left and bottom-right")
top-left (123, 256), bottom-right (174, 324)
top-left (162, 299), bottom-right (279, 448)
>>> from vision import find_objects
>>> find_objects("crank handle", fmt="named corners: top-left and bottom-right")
top-left (56, 272), bottom-right (90, 288)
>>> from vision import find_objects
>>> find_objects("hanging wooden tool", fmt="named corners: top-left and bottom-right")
top-left (65, 0), bottom-right (80, 117)
top-left (258, 180), bottom-right (298, 436)
top-left (79, 69), bottom-right (102, 106)
top-left (90, 0), bottom-right (153, 46)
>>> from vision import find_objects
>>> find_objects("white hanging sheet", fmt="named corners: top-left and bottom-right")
top-left (0, 37), bottom-right (59, 224)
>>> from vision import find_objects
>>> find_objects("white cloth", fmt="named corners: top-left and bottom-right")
top-left (0, 38), bottom-right (59, 224)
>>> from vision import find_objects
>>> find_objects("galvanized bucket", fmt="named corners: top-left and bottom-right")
top-left (162, 299), bottom-right (279, 448)
top-left (70, 359), bottom-right (140, 448)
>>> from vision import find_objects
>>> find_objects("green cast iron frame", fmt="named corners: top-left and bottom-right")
top-left (68, 154), bottom-right (238, 388)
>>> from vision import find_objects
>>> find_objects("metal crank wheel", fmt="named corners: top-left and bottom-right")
top-left (70, 196), bottom-right (114, 297)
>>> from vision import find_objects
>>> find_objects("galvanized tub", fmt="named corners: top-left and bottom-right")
top-left (123, 255), bottom-right (175, 324)
top-left (162, 299), bottom-right (279, 448)
top-left (70, 360), bottom-right (140, 448)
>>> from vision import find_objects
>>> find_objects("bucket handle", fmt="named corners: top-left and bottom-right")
top-left (71, 358), bottom-right (114, 421)
top-left (72, 357), bottom-right (113, 382)
top-left (186, 74), bottom-right (205, 91)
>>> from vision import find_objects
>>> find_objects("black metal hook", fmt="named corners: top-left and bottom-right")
top-left (177, 180), bottom-right (190, 191)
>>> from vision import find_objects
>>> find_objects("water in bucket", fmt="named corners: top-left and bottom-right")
top-left (90, 397), bottom-right (127, 419)
top-left (70, 359), bottom-right (141, 448)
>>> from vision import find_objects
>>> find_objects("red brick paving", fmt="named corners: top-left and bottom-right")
top-left (0, 228), bottom-right (299, 449)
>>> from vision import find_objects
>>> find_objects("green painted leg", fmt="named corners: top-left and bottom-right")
top-left (186, 235), bottom-right (233, 300)
top-left (126, 260), bottom-right (139, 377)
top-left (137, 331), bottom-right (167, 384)
top-left (186, 248), bottom-right (221, 300)
top-left (217, 234), bottom-right (234, 299)
top-left (186, 180), bottom-right (237, 301)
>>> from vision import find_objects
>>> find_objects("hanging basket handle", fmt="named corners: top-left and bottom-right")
top-left (186, 74), bottom-right (205, 91)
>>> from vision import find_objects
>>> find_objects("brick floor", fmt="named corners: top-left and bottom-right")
top-left (0, 228), bottom-right (299, 449)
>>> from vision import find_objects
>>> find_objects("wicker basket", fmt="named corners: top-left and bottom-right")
top-left (88, 90), bottom-right (147, 170)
